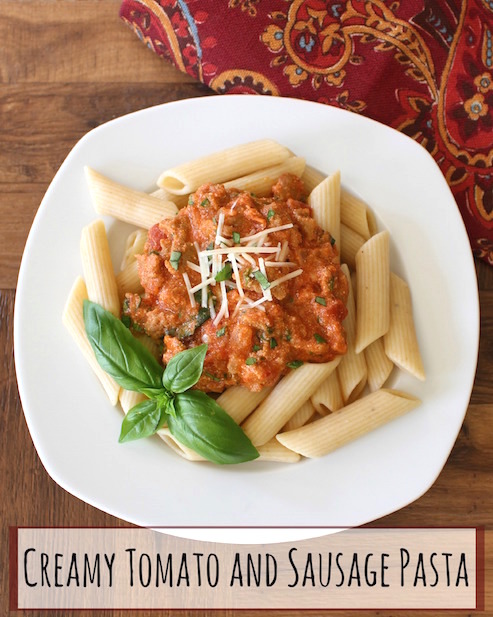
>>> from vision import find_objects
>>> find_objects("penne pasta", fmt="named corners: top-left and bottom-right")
top-left (223, 156), bottom-right (305, 196)
top-left (116, 259), bottom-right (143, 299)
top-left (340, 223), bottom-right (365, 271)
top-left (282, 400), bottom-right (316, 431)
top-left (216, 386), bottom-right (273, 425)
top-left (119, 389), bottom-right (146, 415)
top-left (384, 272), bottom-right (425, 380)
top-left (80, 219), bottom-right (120, 317)
top-left (341, 190), bottom-right (377, 239)
top-left (308, 170), bottom-right (341, 250)
top-left (355, 230), bottom-right (390, 354)
top-left (364, 337), bottom-right (394, 391)
top-left (62, 277), bottom-right (120, 405)
top-left (241, 358), bottom-right (342, 446)
top-left (85, 167), bottom-right (178, 228)
top-left (301, 164), bottom-right (326, 193)
top-left (150, 187), bottom-right (189, 210)
top-left (337, 264), bottom-right (367, 403)
top-left (158, 140), bottom-right (291, 194)
top-left (276, 389), bottom-right (420, 457)
top-left (256, 439), bottom-right (301, 463)
top-left (310, 371), bottom-right (344, 415)
top-left (121, 229), bottom-right (148, 270)
top-left (158, 428), bottom-right (206, 462)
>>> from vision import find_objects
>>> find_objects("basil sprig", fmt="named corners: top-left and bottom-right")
top-left (83, 301), bottom-right (259, 465)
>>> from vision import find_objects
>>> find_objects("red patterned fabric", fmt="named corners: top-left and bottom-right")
top-left (120, 0), bottom-right (493, 265)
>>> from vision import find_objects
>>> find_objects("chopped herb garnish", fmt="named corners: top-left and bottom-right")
top-left (149, 250), bottom-right (160, 256)
top-left (194, 290), bottom-right (202, 303)
top-left (330, 236), bottom-right (336, 245)
top-left (253, 270), bottom-right (270, 290)
top-left (201, 198), bottom-right (210, 207)
top-left (204, 371), bottom-right (221, 382)
top-left (188, 196), bottom-right (194, 206)
top-left (287, 360), bottom-right (303, 369)
top-left (245, 357), bottom-right (257, 365)
top-left (207, 242), bottom-right (214, 250)
top-left (315, 296), bottom-right (326, 306)
top-left (285, 330), bottom-right (292, 342)
top-left (314, 333), bottom-right (327, 344)
top-left (216, 327), bottom-right (226, 337)
top-left (215, 262), bottom-right (232, 282)
top-left (233, 231), bottom-right (241, 244)
top-left (170, 251), bottom-right (181, 270)
top-left (196, 307), bottom-right (211, 327)
top-left (329, 277), bottom-right (335, 291)
top-left (270, 337), bottom-right (278, 349)
top-left (253, 344), bottom-right (261, 352)
top-left (267, 209), bottom-right (275, 221)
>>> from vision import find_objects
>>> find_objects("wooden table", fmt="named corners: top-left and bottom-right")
top-left (1, 2), bottom-right (492, 615)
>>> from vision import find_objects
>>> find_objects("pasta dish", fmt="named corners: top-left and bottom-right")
top-left (63, 139), bottom-right (425, 464)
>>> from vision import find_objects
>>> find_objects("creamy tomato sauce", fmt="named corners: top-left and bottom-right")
top-left (124, 174), bottom-right (348, 392)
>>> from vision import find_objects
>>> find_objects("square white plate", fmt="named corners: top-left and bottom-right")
top-left (14, 96), bottom-right (479, 542)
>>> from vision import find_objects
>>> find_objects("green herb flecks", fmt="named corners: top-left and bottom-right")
top-left (267, 209), bottom-right (275, 221)
top-left (287, 360), bottom-right (303, 369)
top-left (315, 296), bottom-right (326, 306)
top-left (169, 251), bottom-right (182, 270)
top-left (270, 337), bottom-right (278, 349)
top-left (200, 198), bottom-right (210, 207)
top-left (233, 231), bottom-right (241, 244)
top-left (314, 333), bottom-right (327, 344)
top-left (245, 357), bottom-right (257, 365)
top-left (83, 301), bottom-right (258, 464)
top-left (215, 262), bottom-right (232, 282)
top-left (253, 270), bottom-right (270, 290)
top-left (216, 327), bottom-right (226, 337)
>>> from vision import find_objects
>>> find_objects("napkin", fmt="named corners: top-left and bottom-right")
top-left (120, 0), bottom-right (493, 266)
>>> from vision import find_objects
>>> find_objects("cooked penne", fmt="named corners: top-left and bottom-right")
top-left (355, 230), bottom-right (390, 354)
top-left (310, 371), bottom-right (344, 415)
top-left (80, 219), bottom-right (120, 317)
top-left (216, 386), bottom-right (272, 425)
top-left (119, 389), bottom-right (146, 415)
top-left (223, 156), bottom-right (305, 196)
top-left (62, 277), bottom-right (120, 405)
top-left (241, 358), bottom-right (342, 446)
top-left (282, 400), bottom-right (316, 430)
top-left (257, 439), bottom-right (301, 463)
top-left (158, 428), bottom-right (206, 462)
top-left (340, 223), bottom-right (365, 271)
top-left (116, 260), bottom-right (142, 299)
top-left (276, 389), bottom-right (420, 457)
top-left (150, 187), bottom-right (189, 210)
top-left (158, 140), bottom-right (291, 194)
top-left (85, 167), bottom-right (178, 228)
top-left (337, 264), bottom-right (367, 403)
top-left (121, 229), bottom-right (148, 270)
top-left (384, 272), bottom-right (425, 380)
top-left (308, 170), bottom-right (341, 250)
top-left (301, 164), bottom-right (326, 193)
top-left (365, 337), bottom-right (394, 391)
top-left (341, 190), bottom-right (377, 239)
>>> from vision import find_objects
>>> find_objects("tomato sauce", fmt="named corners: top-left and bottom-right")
top-left (124, 175), bottom-right (348, 392)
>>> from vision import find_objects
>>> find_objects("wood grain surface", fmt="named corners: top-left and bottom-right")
top-left (1, 2), bottom-right (492, 615)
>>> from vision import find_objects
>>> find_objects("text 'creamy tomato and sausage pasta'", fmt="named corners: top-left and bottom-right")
top-left (63, 140), bottom-right (425, 465)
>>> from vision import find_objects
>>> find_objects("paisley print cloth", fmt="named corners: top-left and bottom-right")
top-left (120, 0), bottom-right (493, 265)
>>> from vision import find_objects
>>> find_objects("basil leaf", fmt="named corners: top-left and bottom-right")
top-left (119, 398), bottom-right (162, 443)
top-left (83, 301), bottom-right (163, 392)
top-left (169, 391), bottom-right (259, 464)
top-left (162, 344), bottom-right (208, 393)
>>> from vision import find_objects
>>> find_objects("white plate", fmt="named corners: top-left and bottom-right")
top-left (14, 96), bottom-right (479, 542)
